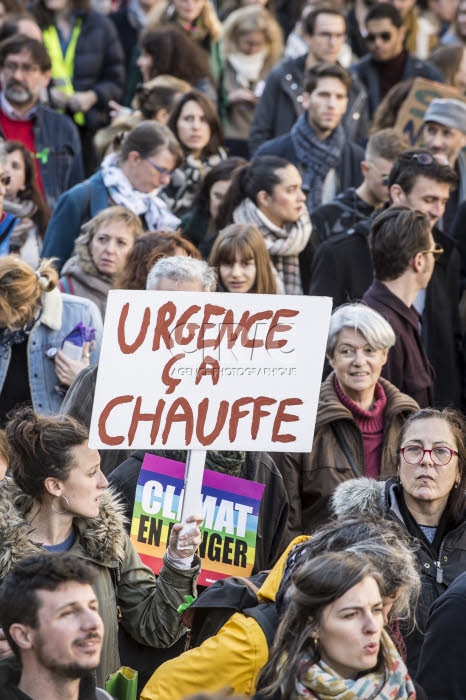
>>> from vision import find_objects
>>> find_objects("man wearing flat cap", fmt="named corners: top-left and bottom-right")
top-left (423, 97), bottom-right (466, 234)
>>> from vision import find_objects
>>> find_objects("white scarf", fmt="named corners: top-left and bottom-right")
top-left (227, 50), bottom-right (267, 88)
top-left (100, 153), bottom-right (180, 231)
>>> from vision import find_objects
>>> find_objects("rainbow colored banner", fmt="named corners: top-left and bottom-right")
top-left (130, 454), bottom-right (265, 586)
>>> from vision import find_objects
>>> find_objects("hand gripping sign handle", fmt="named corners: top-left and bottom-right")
top-left (177, 449), bottom-right (206, 549)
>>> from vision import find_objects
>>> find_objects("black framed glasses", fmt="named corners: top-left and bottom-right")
top-left (142, 156), bottom-right (173, 177)
top-left (0, 175), bottom-right (11, 187)
top-left (400, 445), bottom-right (458, 466)
top-left (366, 31), bottom-right (393, 43)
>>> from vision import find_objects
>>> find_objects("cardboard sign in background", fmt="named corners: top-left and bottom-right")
top-left (131, 454), bottom-right (265, 586)
top-left (89, 291), bottom-right (331, 452)
top-left (394, 78), bottom-right (463, 146)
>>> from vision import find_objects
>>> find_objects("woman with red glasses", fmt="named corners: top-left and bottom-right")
top-left (331, 407), bottom-right (466, 679)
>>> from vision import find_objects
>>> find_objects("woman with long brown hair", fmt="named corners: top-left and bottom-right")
top-left (3, 141), bottom-right (50, 268)
top-left (209, 222), bottom-right (278, 294)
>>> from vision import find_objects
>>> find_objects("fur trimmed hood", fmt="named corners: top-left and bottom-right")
top-left (39, 286), bottom-right (63, 331)
top-left (331, 477), bottom-right (386, 521)
top-left (0, 478), bottom-right (127, 580)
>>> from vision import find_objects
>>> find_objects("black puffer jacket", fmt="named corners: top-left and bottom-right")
top-left (332, 476), bottom-right (466, 678)
top-left (56, 10), bottom-right (125, 131)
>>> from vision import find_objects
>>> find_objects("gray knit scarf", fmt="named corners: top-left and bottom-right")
top-left (233, 198), bottom-right (311, 295)
top-left (291, 113), bottom-right (345, 210)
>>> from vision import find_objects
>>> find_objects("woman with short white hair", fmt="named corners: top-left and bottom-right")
top-left (274, 302), bottom-right (420, 536)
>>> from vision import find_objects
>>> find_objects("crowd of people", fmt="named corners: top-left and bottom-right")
top-left (1, 0), bottom-right (466, 698)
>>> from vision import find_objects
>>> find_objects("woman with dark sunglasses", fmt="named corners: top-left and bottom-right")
top-left (332, 407), bottom-right (466, 679)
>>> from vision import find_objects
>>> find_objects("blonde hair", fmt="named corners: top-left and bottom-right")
top-left (0, 256), bottom-right (58, 329)
top-left (222, 5), bottom-right (284, 71)
top-left (139, 74), bottom-right (192, 94)
top-left (80, 206), bottom-right (144, 245)
top-left (148, 0), bottom-right (223, 41)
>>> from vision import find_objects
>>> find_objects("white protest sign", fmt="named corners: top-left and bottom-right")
top-left (89, 291), bottom-right (331, 452)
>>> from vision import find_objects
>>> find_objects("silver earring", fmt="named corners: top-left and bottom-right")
top-left (455, 482), bottom-right (459, 489)
top-left (52, 494), bottom-right (69, 514)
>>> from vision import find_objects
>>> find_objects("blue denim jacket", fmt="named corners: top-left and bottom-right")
top-left (0, 290), bottom-right (103, 416)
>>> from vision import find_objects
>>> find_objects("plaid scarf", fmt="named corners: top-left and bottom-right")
top-left (0, 310), bottom-right (41, 359)
top-left (291, 114), bottom-right (345, 210)
top-left (233, 198), bottom-right (311, 295)
top-left (295, 630), bottom-right (417, 700)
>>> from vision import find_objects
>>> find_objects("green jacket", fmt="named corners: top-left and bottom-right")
top-left (0, 478), bottom-right (200, 686)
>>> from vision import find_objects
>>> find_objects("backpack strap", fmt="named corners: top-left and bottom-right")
top-left (243, 602), bottom-right (278, 650)
top-left (331, 422), bottom-right (360, 478)
top-left (58, 276), bottom-right (75, 295)
top-left (0, 215), bottom-right (19, 246)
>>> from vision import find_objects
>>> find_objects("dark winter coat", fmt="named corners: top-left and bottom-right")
top-left (272, 372), bottom-right (418, 536)
top-left (109, 449), bottom-right (289, 574)
top-left (255, 132), bottom-right (364, 205)
top-left (63, 10), bottom-right (125, 131)
top-left (300, 187), bottom-right (374, 293)
top-left (332, 476), bottom-right (466, 677)
top-left (416, 571), bottom-right (466, 699)
top-left (363, 279), bottom-right (435, 408)
top-left (42, 171), bottom-right (111, 270)
top-left (309, 220), bottom-right (463, 409)
top-left (0, 103), bottom-right (84, 209)
top-left (248, 54), bottom-right (370, 154)
top-left (350, 51), bottom-right (444, 119)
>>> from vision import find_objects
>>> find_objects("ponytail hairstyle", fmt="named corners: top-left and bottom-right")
top-left (257, 551), bottom-right (384, 699)
top-left (209, 223), bottom-right (277, 294)
top-left (215, 155), bottom-right (289, 229)
top-left (5, 407), bottom-right (89, 498)
top-left (0, 256), bottom-right (58, 329)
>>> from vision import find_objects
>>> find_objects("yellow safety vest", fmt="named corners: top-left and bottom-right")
top-left (42, 19), bottom-right (85, 126)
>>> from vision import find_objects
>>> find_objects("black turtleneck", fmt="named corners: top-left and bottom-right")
top-left (375, 49), bottom-right (408, 100)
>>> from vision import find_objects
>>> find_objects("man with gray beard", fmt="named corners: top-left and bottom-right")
top-left (0, 35), bottom-right (84, 209)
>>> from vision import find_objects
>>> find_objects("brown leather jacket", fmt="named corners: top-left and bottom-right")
top-left (272, 372), bottom-right (419, 536)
